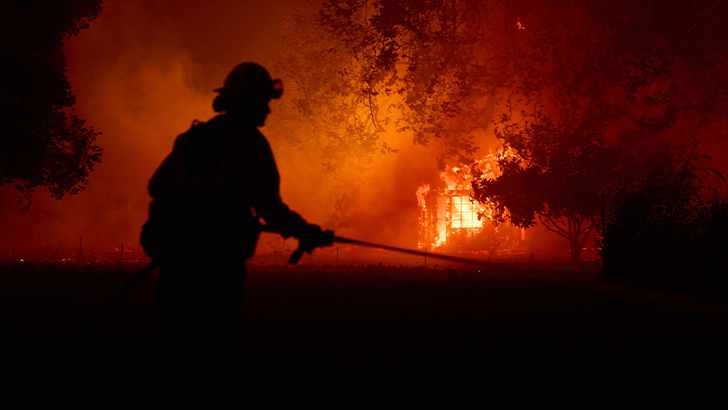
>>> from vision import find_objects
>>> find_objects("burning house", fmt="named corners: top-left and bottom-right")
top-left (417, 156), bottom-right (529, 257)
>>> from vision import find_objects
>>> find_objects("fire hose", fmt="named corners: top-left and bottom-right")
top-left (80, 235), bottom-right (491, 336)
top-left (289, 235), bottom-right (493, 267)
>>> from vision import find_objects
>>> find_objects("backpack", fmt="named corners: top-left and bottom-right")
top-left (140, 120), bottom-right (216, 262)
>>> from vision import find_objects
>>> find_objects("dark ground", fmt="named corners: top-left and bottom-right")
top-left (1, 262), bottom-right (727, 408)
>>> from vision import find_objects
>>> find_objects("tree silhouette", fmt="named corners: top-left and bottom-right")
top-left (472, 116), bottom-right (620, 262)
top-left (471, 0), bottom-right (728, 261)
top-left (276, 1), bottom-right (517, 230)
top-left (309, 0), bottom-right (519, 168)
top-left (278, 11), bottom-right (398, 177)
top-left (472, 1), bottom-right (669, 262)
top-left (287, 0), bottom-right (728, 259)
top-left (1, 0), bottom-right (103, 210)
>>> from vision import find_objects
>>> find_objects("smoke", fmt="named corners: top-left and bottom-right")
top-left (5, 0), bottom-right (680, 261)
top-left (0, 0), bottom-right (438, 259)
top-left (0, 0), bottom-right (300, 256)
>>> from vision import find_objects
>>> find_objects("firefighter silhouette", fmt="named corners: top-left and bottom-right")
top-left (140, 62), bottom-right (333, 406)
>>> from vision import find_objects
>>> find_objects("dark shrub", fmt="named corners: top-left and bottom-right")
top-left (598, 154), bottom-right (728, 297)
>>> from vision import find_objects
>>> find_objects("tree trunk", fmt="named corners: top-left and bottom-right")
top-left (569, 235), bottom-right (582, 263)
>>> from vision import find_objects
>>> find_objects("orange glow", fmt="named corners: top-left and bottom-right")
top-left (417, 154), bottom-right (529, 257)
top-left (418, 165), bottom-right (488, 250)
top-left (0, 1), bottom-right (306, 258)
top-left (416, 184), bottom-right (430, 210)
top-left (0, 0), bottom-right (436, 260)
top-left (0, 1), bottom-right (545, 264)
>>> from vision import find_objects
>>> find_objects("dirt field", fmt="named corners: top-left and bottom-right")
top-left (1, 262), bottom-right (727, 408)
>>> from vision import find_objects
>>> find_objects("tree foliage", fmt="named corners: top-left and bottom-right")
top-left (1, 0), bottom-right (103, 210)
top-left (277, 0), bottom-right (515, 230)
top-left (274, 11), bottom-right (398, 231)
top-left (472, 0), bottom-right (728, 261)
top-left (472, 115), bottom-right (620, 261)
top-left (309, 0), bottom-right (521, 168)
top-left (287, 0), bottom-right (728, 259)
top-left (470, 0), bottom-right (670, 261)
top-left (277, 11), bottom-right (398, 178)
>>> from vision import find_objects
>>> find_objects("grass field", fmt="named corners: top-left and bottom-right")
top-left (1, 262), bottom-right (727, 408)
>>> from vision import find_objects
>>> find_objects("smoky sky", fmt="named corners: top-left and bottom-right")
top-left (0, 0), bottom-right (450, 257)
top-left (8, 0), bottom-right (712, 260)
top-left (2, 0), bottom-right (306, 253)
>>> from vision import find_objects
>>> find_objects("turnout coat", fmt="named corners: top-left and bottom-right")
top-left (142, 113), bottom-right (309, 263)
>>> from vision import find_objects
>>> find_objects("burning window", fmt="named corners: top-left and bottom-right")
top-left (417, 157), bottom-right (530, 255)
top-left (451, 195), bottom-right (482, 229)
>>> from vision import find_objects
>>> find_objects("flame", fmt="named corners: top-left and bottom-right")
top-left (416, 151), bottom-right (529, 257)
top-left (439, 166), bottom-right (473, 191)
top-left (416, 184), bottom-right (430, 210)
top-left (418, 164), bottom-right (488, 250)
top-left (416, 184), bottom-right (431, 249)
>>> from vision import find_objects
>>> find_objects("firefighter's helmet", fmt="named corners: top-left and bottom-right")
top-left (213, 62), bottom-right (282, 112)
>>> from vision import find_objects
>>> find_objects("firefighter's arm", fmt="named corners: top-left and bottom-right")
top-left (243, 133), bottom-right (333, 249)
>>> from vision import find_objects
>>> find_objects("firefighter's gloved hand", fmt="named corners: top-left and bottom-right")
top-left (319, 230), bottom-right (334, 247)
top-left (296, 224), bottom-right (334, 253)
